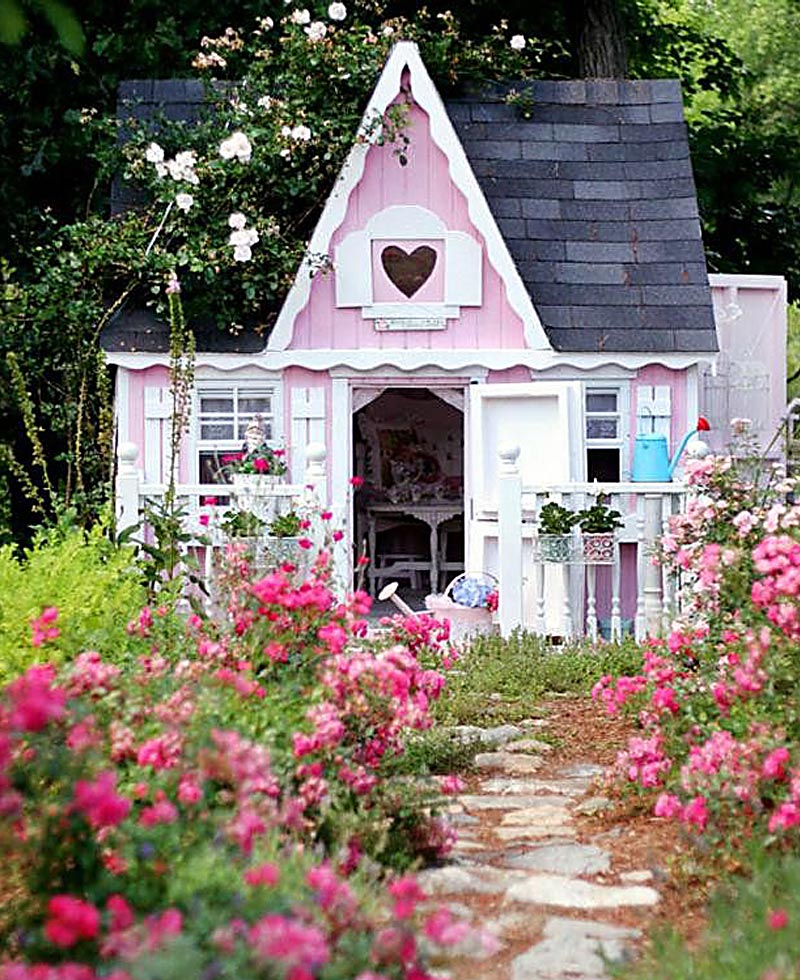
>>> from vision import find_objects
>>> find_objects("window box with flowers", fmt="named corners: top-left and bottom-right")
top-left (227, 441), bottom-right (289, 525)
top-left (536, 501), bottom-right (579, 563)
top-left (576, 498), bottom-right (623, 564)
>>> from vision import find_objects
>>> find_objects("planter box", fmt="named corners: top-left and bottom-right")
top-left (581, 532), bottom-right (615, 564)
top-left (231, 473), bottom-right (283, 524)
top-left (536, 534), bottom-right (577, 563)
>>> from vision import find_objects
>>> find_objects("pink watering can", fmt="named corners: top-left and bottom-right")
top-left (631, 417), bottom-right (710, 482)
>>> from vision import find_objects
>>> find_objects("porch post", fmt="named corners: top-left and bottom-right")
top-left (304, 442), bottom-right (327, 502)
top-left (643, 492), bottom-right (664, 636)
top-left (498, 444), bottom-right (523, 637)
top-left (115, 442), bottom-right (140, 534)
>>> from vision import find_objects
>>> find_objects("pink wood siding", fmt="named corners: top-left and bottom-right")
top-left (126, 365), bottom-right (190, 482)
top-left (289, 102), bottom-right (527, 351)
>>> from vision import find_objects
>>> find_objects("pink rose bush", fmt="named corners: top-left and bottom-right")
top-left (0, 549), bottom-right (469, 978)
top-left (594, 450), bottom-right (800, 855)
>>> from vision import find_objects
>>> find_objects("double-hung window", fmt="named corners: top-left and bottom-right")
top-left (196, 384), bottom-right (279, 484)
top-left (585, 386), bottom-right (625, 482)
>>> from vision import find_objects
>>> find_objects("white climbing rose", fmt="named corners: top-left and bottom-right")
top-left (510, 34), bottom-right (526, 50)
top-left (233, 245), bottom-right (252, 262)
top-left (228, 212), bottom-right (247, 230)
top-left (305, 21), bottom-right (327, 41)
top-left (219, 131), bottom-right (252, 162)
top-left (145, 142), bottom-right (164, 163)
top-left (291, 124), bottom-right (312, 142)
top-left (175, 193), bottom-right (194, 212)
top-left (290, 8), bottom-right (311, 24)
top-left (328, 2), bottom-right (346, 20)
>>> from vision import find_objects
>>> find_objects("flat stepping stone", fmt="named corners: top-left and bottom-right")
top-left (480, 777), bottom-right (589, 797)
top-left (504, 738), bottom-right (554, 754)
top-left (460, 794), bottom-right (566, 811)
top-left (573, 796), bottom-right (613, 816)
top-left (559, 763), bottom-right (606, 779)
top-left (512, 916), bottom-right (641, 980)
top-left (495, 825), bottom-right (576, 842)
top-left (503, 842), bottom-right (611, 876)
top-left (474, 752), bottom-right (544, 775)
top-left (416, 865), bottom-right (526, 896)
top-left (506, 873), bottom-right (660, 909)
top-left (620, 869), bottom-right (654, 884)
top-left (501, 805), bottom-right (573, 826)
top-left (451, 724), bottom-right (523, 745)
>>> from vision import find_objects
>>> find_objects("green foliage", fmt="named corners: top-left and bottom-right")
top-left (393, 728), bottom-right (484, 776)
top-left (576, 498), bottom-right (624, 533)
top-left (269, 510), bottom-right (302, 538)
top-left (615, 850), bottom-right (800, 980)
top-left (538, 501), bottom-right (578, 535)
top-left (0, 521), bottom-right (146, 683)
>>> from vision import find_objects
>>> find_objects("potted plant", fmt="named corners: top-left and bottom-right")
top-left (265, 510), bottom-right (312, 571)
top-left (576, 497), bottom-right (623, 563)
top-left (537, 501), bottom-right (578, 562)
top-left (226, 442), bottom-right (288, 525)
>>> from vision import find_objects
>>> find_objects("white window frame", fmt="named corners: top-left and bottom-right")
top-left (583, 382), bottom-right (631, 482)
top-left (192, 376), bottom-right (284, 484)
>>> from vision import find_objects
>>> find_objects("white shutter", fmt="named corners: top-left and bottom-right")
top-left (290, 387), bottom-right (326, 482)
top-left (637, 385), bottom-right (671, 438)
top-left (144, 387), bottom-right (173, 484)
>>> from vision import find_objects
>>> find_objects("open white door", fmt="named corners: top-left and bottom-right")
top-left (466, 382), bottom-right (582, 629)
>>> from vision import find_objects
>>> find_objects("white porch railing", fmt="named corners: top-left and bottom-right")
top-left (492, 445), bottom-right (687, 641)
top-left (114, 441), bottom-right (330, 586)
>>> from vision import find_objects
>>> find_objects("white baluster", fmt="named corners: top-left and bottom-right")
top-left (562, 563), bottom-right (573, 640)
top-left (116, 442), bottom-right (141, 534)
top-left (610, 492), bottom-right (622, 642)
top-left (533, 493), bottom-right (547, 633)
top-left (661, 492), bottom-right (673, 634)
top-left (643, 493), bottom-right (664, 637)
top-left (498, 444), bottom-right (523, 637)
top-left (635, 496), bottom-right (646, 641)
top-left (586, 563), bottom-right (598, 641)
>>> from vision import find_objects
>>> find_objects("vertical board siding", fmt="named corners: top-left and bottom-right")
top-left (289, 102), bottom-right (527, 352)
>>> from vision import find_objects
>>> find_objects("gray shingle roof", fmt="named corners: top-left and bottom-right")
top-left (446, 80), bottom-right (717, 353)
top-left (106, 76), bottom-right (717, 355)
top-left (100, 307), bottom-right (265, 354)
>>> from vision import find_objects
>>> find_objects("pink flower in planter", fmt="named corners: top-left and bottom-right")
top-left (44, 895), bottom-right (101, 947)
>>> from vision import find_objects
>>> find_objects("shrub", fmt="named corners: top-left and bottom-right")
top-left (0, 523), bottom-right (145, 683)
top-left (0, 550), bottom-right (477, 977)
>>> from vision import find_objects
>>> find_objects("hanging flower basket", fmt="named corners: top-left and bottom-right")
top-left (536, 534), bottom-right (580, 563)
top-left (231, 472), bottom-right (284, 524)
top-left (581, 532), bottom-right (615, 564)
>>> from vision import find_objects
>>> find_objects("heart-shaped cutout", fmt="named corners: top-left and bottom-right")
top-left (381, 245), bottom-right (437, 298)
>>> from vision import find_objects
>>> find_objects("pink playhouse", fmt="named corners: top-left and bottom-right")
top-left (104, 42), bottom-right (787, 637)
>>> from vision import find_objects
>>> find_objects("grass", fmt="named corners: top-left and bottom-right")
top-left (434, 630), bottom-right (641, 726)
top-left (395, 629), bottom-right (642, 774)
top-left (614, 849), bottom-right (800, 980)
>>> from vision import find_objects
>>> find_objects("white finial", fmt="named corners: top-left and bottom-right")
top-left (118, 442), bottom-right (139, 474)
top-left (498, 443), bottom-right (521, 475)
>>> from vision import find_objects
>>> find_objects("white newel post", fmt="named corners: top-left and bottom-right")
top-left (304, 442), bottom-right (327, 501)
top-left (498, 444), bottom-right (523, 637)
top-left (643, 493), bottom-right (664, 636)
top-left (116, 442), bottom-right (140, 533)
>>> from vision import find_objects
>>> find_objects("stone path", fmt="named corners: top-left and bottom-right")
top-left (418, 713), bottom-right (663, 980)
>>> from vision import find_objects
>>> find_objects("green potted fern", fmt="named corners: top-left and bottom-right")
top-left (537, 501), bottom-right (578, 562)
top-left (576, 498), bottom-right (623, 563)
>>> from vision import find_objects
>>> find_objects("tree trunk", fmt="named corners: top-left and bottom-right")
top-left (567, 0), bottom-right (628, 78)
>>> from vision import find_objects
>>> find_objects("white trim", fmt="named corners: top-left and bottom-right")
top-left (362, 303), bottom-right (458, 319)
top-left (331, 378), bottom-right (351, 587)
top-left (106, 348), bottom-right (716, 373)
top-left (116, 369), bottom-right (130, 447)
top-left (267, 41), bottom-right (551, 352)
top-left (686, 363), bottom-right (699, 431)
top-left (709, 273), bottom-right (788, 290)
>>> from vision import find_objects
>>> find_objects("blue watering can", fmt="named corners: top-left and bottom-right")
top-left (631, 417), bottom-right (710, 482)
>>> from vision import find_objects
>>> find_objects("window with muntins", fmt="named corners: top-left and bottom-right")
top-left (585, 387), bottom-right (623, 482)
top-left (196, 385), bottom-right (278, 484)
